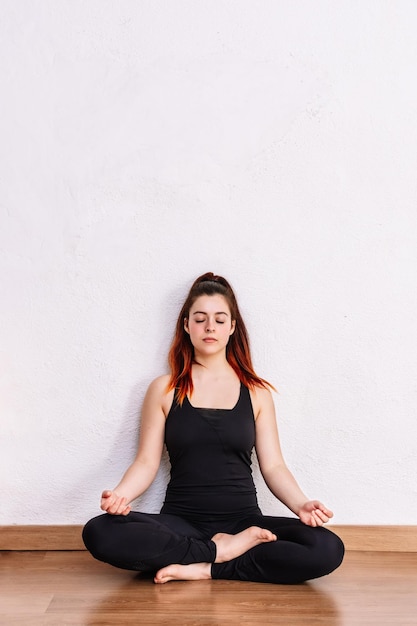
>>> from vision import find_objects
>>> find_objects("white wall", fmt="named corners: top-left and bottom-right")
top-left (1, 0), bottom-right (416, 526)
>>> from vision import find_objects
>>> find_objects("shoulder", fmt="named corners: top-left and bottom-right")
top-left (147, 374), bottom-right (171, 393)
top-left (145, 374), bottom-right (175, 417)
top-left (249, 385), bottom-right (275, 420)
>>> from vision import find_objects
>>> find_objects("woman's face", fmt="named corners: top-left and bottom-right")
top-left (185, 294), bottom-right (235, 356)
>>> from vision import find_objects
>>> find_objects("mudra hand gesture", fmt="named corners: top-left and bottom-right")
top-left (100, 490), bottom-right (131, 516)
top-left (298, 500), bottom-right (333, 527)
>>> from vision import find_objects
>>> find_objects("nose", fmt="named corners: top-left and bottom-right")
top-left (206, 319), bottom-right (215, 333)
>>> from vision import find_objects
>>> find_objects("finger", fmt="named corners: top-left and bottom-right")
top-left (304, 513), bottom-right (316, 527)
top-left (109, 500), bottom-right (125, 515)
top-left (115, 500), bottom-right (128, 515)
top-left (314, 509), bottom-right (330, 524)
top-left (317, 503), bottom-right (334, 518)
top-left (104, 496), bottom-right (120, 514)
top-left (316, 510), bottom-right (330, 525)
top-left (101, 490), bottom-right (112, 499)
top-left (311, 510), bottom-right (323, 526)
top-left (101, 497), bottom-right (115, 512)
top-left (110, 497), bottom-right (128, 515)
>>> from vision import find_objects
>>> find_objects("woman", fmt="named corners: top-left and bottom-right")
top-left (83, 272), bottom-right (344, 584)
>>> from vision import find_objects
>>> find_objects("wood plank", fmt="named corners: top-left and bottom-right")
top-left (0, 525), bottom-right (85, 550)
top-left (0, 593), bottom-right (53, 616)
top-left (0, 551), bottom-right (416, 625)
top-left (328, 525), bottom-right (417, 551)
top-left (1, 524), bottom-right (416, 551)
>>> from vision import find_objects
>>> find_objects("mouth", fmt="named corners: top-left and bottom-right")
top-left (203, 338), bottom-right (217, 343)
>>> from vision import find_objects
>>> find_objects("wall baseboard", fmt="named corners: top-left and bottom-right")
top-left (0, 525), bottom-right (416, 552)
top-left (328, 525), bottom-right (417, 552)
top-left (0, 525), bottom-right (85, 550)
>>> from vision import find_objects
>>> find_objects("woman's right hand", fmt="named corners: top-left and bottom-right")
top-left (100, 490), bottom-right (131, 516)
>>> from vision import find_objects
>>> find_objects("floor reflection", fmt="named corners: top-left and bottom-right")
top-left (83, 572), bottom-right (341, 625)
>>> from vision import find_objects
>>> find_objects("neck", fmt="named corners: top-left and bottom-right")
top-left (193, 351), bottom-right (232, 375)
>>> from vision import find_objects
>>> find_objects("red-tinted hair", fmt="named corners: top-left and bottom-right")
top-left (167, 272), bottom-right (275, 404)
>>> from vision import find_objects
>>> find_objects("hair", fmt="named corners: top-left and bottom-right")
top-left (167, 272), bottom-right (275, 404)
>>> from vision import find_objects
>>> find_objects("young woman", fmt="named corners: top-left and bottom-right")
top-left (83, 272), bottom-right (344, 584)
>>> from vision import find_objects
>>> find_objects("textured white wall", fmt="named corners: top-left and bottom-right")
top-left (1, 1), bottom-right (417, 526)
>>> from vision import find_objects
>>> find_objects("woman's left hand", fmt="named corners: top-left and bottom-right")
top-left (298, 500), bottom-right (334, 527)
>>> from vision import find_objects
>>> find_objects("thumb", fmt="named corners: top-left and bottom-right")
top-left (101, 490), bottom-right (112, 499)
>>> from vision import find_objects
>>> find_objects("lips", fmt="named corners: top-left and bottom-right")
top-left (203, 338), bottom-right (217, 342)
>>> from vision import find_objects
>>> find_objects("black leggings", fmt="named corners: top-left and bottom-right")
top-left (82, 511), bottom-right (344, 584)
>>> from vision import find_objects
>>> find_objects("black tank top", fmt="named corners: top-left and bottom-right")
top-left (161, 383), bottom-right (261, 522)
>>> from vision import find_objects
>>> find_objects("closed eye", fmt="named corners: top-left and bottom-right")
top-left (194, 319), bottom-right (225, 324)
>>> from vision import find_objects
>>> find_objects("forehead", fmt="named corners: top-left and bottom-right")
top-left (189, 294), bottom-right (231, 315)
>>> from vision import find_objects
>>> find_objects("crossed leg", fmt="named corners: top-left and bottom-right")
top-left (154, 525), bottom-right (277, 583)
top-left (154, 517), bottom-right (344, 584)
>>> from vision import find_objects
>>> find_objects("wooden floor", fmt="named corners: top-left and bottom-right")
top-left (1, 551), bottom-right (416, 625)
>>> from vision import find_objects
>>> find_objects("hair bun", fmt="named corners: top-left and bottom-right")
top-left (198, 272), bottom-right (217, 282)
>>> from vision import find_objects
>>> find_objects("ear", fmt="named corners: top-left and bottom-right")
top-left (184, 317), bottom-right (190, 334)
top-left (230, 320), bottom-right (236, 335)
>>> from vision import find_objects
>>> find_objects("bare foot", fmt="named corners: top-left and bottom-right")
top-left (212, 526), bottom-right (277, 563)
top-left (154, 562), bottom-right (212, 584)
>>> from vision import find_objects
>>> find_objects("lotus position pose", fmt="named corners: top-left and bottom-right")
top-left (83, 273), bottom-right (344, 584)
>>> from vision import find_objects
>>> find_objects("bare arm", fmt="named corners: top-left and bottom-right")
top-left (252, 387), bottom-right (333, 527)
top-left (101, 376), bottom-right (171, 515)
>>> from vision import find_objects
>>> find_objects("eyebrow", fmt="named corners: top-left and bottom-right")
top-left (192, 311), bottom-right (229, 316)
